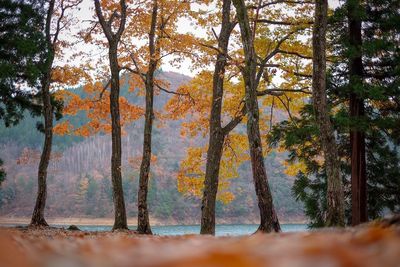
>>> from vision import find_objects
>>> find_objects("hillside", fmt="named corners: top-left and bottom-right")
top-left (0, 71), bottom-right (305, 225)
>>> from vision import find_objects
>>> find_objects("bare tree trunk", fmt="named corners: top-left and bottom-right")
top-left (312, 0), bottom-right (345, 227)
top-left (109, 41), bottom-right (128, 230)
top-left (200, 0), bottom-right (233, 236)
top-left (94, 0), bottom-right (128, 230)
top-left (232, 0), bottom-right (281, 233)
top-left (137, 0), bottom-right (158, 235)
top-left (137, 75), bottom-right (154, 234)
top-left (347, 0), bottom-right (367, 226)
top-left (30, 0), bottom-right (55, 227)
top-left (31, 73), bottom-right (52, 227)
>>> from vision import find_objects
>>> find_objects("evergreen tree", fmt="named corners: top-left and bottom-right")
top-left (0, 0), bottom-right (47, 185)
top-left (0, 0), bottom-right (46, 126)
top-left (269, 0), bottom-right (400, 227)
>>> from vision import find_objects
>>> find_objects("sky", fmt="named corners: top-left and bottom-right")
top-left (59, 0), bottom-right (343, 78)
top-left (60, 0), bottom-right (206, 77)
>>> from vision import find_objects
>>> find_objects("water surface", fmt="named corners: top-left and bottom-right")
top-left (77, 224), bottom-right (307, 236)
top-left (1, 223), bottom-right (307, 236)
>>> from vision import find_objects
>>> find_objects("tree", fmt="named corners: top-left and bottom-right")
top-left (347, 0), bottom-right (367, 226)
top-left (166, 0), bottom-right (313, 234)
top-left (118, 0), bottom-right (196, 234)
top-left (200, 0), bottom-right (236, 235)
top-left (0, 0), bottom-right (45, 127)
top-left (311, 0), bottom-right (344, 226)
top-left (31, 0), bottom-right (81, 227)
top-left (136, 0), bottom-right (158, 235)
top-left (269, 0), bottom-right (400, 226)
top-left (0, 0), bottom-right (46, 188)
top-left (94, 0), bottom-right (128, 230)
top-left (232, 0), bottom-right (281, 233)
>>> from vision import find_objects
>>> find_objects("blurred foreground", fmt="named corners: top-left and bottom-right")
top-left (0, 223), bottom-right (399, 267)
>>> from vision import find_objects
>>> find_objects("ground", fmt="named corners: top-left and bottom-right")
top-left (0, 223), bottom-right (399, 267)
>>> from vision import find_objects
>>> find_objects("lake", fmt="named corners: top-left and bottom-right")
top-left (1, 223), bottom-right (307, 236)
top-left (73, 224), bottom-right (307, 236)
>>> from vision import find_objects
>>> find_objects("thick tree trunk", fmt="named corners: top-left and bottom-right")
top-left (137, 0), bottom-right (158, 235)
top-left (109, 41), bottom-right (128, 230)
top-left (200, 0), bottom-right (232, 236)
top-left (233, 0), bottom-right (281, 233)
top-left (312, 0), bottom-right (345, 227)
top-left (347, 0), bottom-right (367, 226)
top-left (30, 0), bottom-right (55, 227)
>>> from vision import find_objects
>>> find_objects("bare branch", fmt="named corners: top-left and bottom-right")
top-left (222, 103), bottom-right (246, 135)
top-left (92, 79), bottom-right (111, 102)
top-left (270, 96), bottom-right (275, 131)
top-left (248, 0), bottom-right (313, 9)
top-left (257, 87), bottom-right (311, 96)
top-left (276, 94), bottom-right (295, 121)
top-left (277, 49), bottom-right (313, 60)
top-left (255, 19), bottom-right (313, 26)
top-left (155, 83), bottom-right (195, 105)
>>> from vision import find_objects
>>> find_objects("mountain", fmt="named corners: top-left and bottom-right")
top-left (0, 71), bottom-right (305, 224)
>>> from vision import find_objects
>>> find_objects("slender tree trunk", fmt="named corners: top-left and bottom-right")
top-left (137, 75), bottom-right (154, 234)
top-left (233, 0), bottom-right (281, 233)
top-left (30, 0), bottom-right (55, 227)
top-left (31, 73), bottom-right (52, 227)
top-left (312, 0), bottom-right (345, 227)
top-left (200, 132), bottom-right (225, 235)
top-left (350, 107), bottom-right (367, 225)
top-left (109, 41), bottom-right (128, 230)
top-left (347, 0), bottom-right (367, 226)
top-left (246, 76), bottom-right (280, 233)
top-left (94, 0), bottom-right (128, 230)
top-left (200, 0), bottom-right (232, 236)
top-left (137, 0), bottom-right (158, 235)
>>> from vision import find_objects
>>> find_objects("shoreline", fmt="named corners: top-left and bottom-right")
top-left (0, 217), bottom-right (308, 226)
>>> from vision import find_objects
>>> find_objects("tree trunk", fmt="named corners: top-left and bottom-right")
top-left (200, 132), bottom-right (225, 235)
top-left (30, 0), bottom-right (55, 227)
top-left (312, 0), bottom-right (345, 227)
top-left (31, 74), bottom-right (52, 227)
top-left (137, 0), bottom-right (158, 235)
top-left (94, 0), bottom-right (128, 230)
top-left (347, 0), bottom-right (367, 226)
top-left (350, 98), bottom-right (367, 225)
top-left (109, 41), bottom-right (128, 230)
top-left (232, 0), bottom-right (281, 233)
top-left (200, 0), bottom-right (232, 236)
top-left (137, 69), bottom-right (156, 235)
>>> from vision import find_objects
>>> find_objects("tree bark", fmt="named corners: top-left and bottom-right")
top-left (109, 41), bottom-right (128, 230)
top-left (137, 0), bottom-right (158, 235)
top-left (347, 0), bottom-right (367, 226)
top-left (31, 70), bottom-right (52, 227)
top-left (312, 0), bottom-right (345, 227)
top-left (232, 0), bottom-right (281, 233)
top-left (200, 0), bottom-right (233, 236)
top-left (94, 0), bottom-right (128, 230)
top-left (30, 0), bottom-right (56, 227)
top-left (137, 74), bottom-right (154, 234)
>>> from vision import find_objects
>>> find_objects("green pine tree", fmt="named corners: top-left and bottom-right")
top-left (0, 0), bottom-right (47, 126)
top-left (269, 0), bottom-right (400, 227)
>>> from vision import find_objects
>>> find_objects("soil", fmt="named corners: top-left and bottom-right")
top-left (0, 221), bottom-right (399, 267)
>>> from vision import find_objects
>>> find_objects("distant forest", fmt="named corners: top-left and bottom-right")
top-left (0, 72), bottom-right (304, 223)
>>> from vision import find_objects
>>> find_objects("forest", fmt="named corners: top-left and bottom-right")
top-left (0, 0), bottom-right (399, 240)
